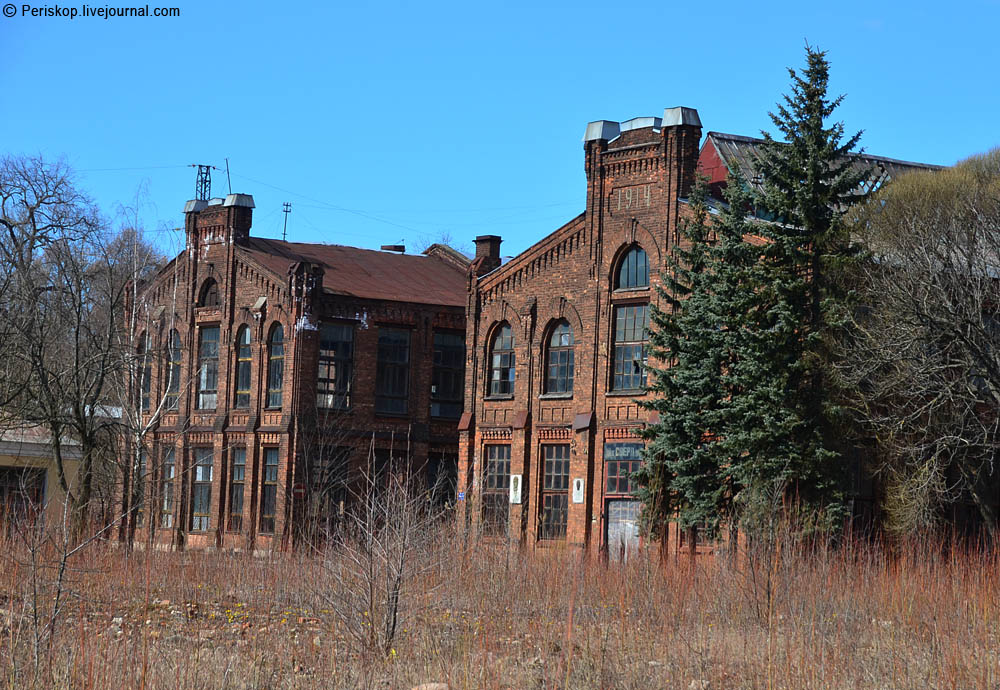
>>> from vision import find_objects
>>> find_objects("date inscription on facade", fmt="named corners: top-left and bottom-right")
top-left (613, 184), bottom-right (651, 211)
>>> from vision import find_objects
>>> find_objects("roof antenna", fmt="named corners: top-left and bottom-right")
top-left (225, 158), bottom-right (232, 195)
top-left (282, 202), bottom-right (292, 242)
top-left (189, 164), bottom-right (219, 201)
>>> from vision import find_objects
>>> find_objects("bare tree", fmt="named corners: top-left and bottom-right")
top-left (314, 432), bottom-right (451, 669)
top-left (842, 148), bottom-right (1000, 537)
top-left (0, 155), bottom-right (167, 538)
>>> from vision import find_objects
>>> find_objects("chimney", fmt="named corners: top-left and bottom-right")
top-left (473, 235), bottom-right (502, 275)
top-left (661, 106), bottom-right (703, 198)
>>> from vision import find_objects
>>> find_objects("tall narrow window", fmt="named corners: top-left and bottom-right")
top-left (228, 447), bottom-right (246, 532)
top-left (136, 448), bottom-right (147, 527)
top-left (234, 326), bottom-right (251, 409)
top-left (545, 321), bottom-right (574, 394)
top-left (266, 324), bottom-right (284, 409)
top-left (198, 278), bottom-right (220, 307)
top-left (481, 445), bottom-right (510, 536)
top-left (539, 444), bottom-right (570, 540)
top-left (190, 448), bottom-right (213, 531)
top-left (616, 245), bottom-right (649, 289)
top-left (160, 448), bottom-right (175, 528)
top-left (260, 447), bottom-right (279, 534)
top-left (488, 324), bottom-right (515, 396)
top-left (375, 328), bottom-right (410, 415)
top-left (612, 304), bottom-right (649, 391)
top-left (196, 326), bottom-right (219, 409)
top-left (166, 330), bottom-right (181, 411)
top-left (139, 333), bottom-right (152, 411)
top-left (431, 331), bottom-right (464, 418)
top-left (318, 323), bottom-right (353, 410)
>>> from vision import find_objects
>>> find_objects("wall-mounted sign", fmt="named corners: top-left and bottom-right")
top-left (572, 478), bottom-right (585, 504)
top-left (510, 474), bottom-right (522, 504)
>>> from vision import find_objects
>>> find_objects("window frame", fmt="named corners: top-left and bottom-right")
top-left (431, 330), bottom-right (464, 418)
top-left (259, 447), bottom-right (279, 534)
top-left (539, 444), bottom-right (570, 540)
top-left (160, 447), bottom-right (175, 529)
top-left (189, 448), bottom-right (213, 532)
top-left (487, 323), bottom-right (515, 397)
top-left (227, 447), bottom-right (246, 532)
top-left (266, 324), bottom-right (284, 409)
top-left (165, 330), bottom-right (182, 411)
top-left (615, 245), bottom-right (650, 291)
top-left (234, 325), bottom-right (252, 409)
top-left (375, 327), bottom-right (411, 415)
top-left (198, 278), bottom-right (220, 307)
top-left (481, 444), bottom-right (511, 537)
top-left (196, 326), bottom-right (220, 410)
top-left (611, 303), bottom-right (650, 392)
top-left (544, 320), bottom-right (574, 395)
top-left (138, 332), bottom-right (152, 412)
top-left (318, 322), bottom-right (354, 410)
top-left (604, 442), bottom-right (643, 497)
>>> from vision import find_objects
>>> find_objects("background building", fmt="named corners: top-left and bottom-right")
top-left (127, 193), bottom-right (468, 550)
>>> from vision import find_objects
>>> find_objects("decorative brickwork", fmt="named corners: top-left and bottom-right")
top-left (125, 195), bottom-right (468, 551)
top-left (459, 109), bottom-right (703, 557)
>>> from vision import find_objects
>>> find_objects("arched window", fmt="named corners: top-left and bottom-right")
top-left (488, 323), bottom-right (515, 396)
top-left (615, 245), bottom-right (649, 290)
top-left (138, 332), bottom-right (152, 411)
top-left (234, 325), bottom-right (251, 409)
top-left (198, 278), bottom-right (220, 307)
top-left (545, 321), bottom-right (574, 394)
top-left (266, 324), bottom-right (284, 408)
top-left (165, 330), bottom-right (181, 410)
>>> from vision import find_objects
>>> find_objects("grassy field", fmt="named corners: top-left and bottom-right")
top-left (2, 526), bottom-right (997, 689)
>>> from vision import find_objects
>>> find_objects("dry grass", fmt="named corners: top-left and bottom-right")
top-left (1, 526), bottom-right (997, 689)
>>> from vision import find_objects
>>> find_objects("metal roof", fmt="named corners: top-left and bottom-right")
top-left (705, 131), bottom-right (942, 197)
top-left (241, 238), bottom-right (469, 307)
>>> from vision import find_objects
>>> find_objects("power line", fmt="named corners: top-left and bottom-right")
top-left (78, 165), bottom-right (190, 172)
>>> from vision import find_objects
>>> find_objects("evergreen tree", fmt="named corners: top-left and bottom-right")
top-left (638, 174), bottom-right (760, 537)
top-left (639, 46), bottom-right (869, 542)
top-left (749, 44), bottom-right (871, 519)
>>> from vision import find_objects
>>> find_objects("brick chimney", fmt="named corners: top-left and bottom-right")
top-left (661, 106), bottom-right (703, 199)
top-left (184, 193), bottom-right (255, 250)
top-left (473, 235), bottom-right (502, 276)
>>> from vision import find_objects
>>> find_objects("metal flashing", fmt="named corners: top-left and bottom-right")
top-left (583, 120), bottom-right (621, 142)
top-left (223, 193), bottom-right (255, 208)
top-left (662, 106), bottom-right (702, 127)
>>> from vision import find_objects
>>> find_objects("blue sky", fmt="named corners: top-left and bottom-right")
top-left (3, 0), bottom-right (998, 259)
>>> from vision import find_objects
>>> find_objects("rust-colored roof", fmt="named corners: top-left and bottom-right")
top-left (241, 238), bottom-right (469, 307)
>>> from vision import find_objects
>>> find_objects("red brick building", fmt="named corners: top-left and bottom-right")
top-left (456, 108), bottom-right (934, 559)
top-left (127, 193), bottom-right (468, 550)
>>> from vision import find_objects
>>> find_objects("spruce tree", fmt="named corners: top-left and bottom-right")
top-left (639, 46), bottom-right (869, 542)
top-left (748, 44), bottom-right (871, 520)
top-left (638, 174), bottom-right (761, 537)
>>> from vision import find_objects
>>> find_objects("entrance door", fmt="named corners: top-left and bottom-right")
top-left (606, 499), bottom-right (640, 562)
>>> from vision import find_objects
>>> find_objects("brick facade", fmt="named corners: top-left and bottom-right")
top-left (126, 194), bottom-right (468, 550)
top-left (458, 108), bottom-right (706, 559)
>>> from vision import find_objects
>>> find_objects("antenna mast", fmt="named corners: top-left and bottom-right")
top-left (189, 164), bottom-right (219, 201)
top-left (282, 202), bottom-right (292, 241)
